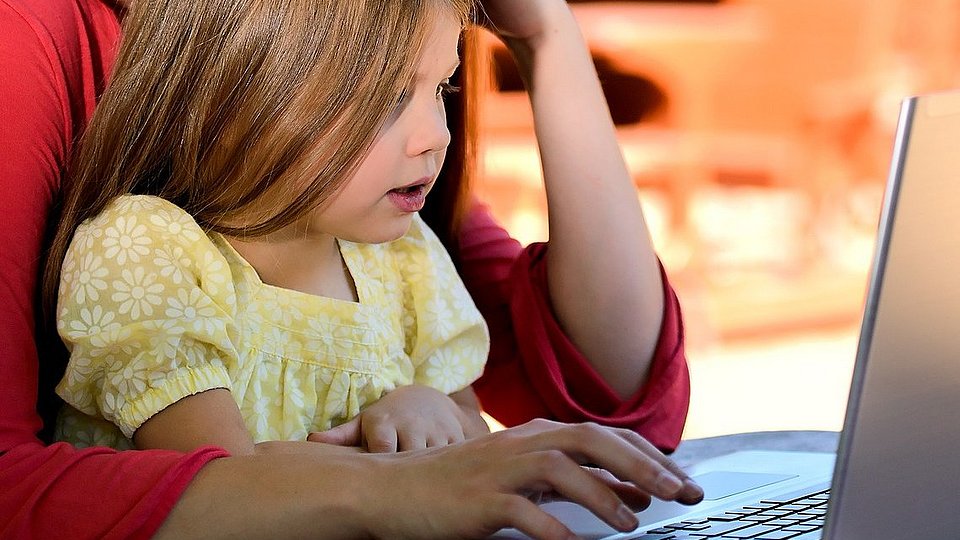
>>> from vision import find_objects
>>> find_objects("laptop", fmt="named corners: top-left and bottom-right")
top-left (497, 89), bottom-right (960, 539)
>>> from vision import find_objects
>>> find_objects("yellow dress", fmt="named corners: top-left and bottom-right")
top-left (55, 195), bottom-right (489, 449)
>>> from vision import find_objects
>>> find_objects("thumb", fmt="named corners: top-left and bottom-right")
top-left (307, 418), bottom-right (362, 446)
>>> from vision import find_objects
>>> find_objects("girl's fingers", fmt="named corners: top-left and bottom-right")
top-left (305, 417), bottom-right (362, 446)
top-left (364, 424), bottom-right (399, 453)
top-left (399, 431), bottom-right (428, 452)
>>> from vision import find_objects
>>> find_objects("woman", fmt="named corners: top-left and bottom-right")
top-left (0, 0), bottom-right (695, 537)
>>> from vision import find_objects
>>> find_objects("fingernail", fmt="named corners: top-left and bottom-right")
top-left (686, 479), bottom-right (705, 501)
top-left (656, 471), bottom-right (684, 496)
top-left (616, 503), bottom-right (638, 530)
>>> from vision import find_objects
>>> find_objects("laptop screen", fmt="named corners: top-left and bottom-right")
top-left (827, 90), bottom-right (960, 539)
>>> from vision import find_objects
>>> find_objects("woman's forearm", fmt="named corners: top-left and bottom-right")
top-left (157, 420), bottom-right (703, 540)
top-left (155, 453), bottom-right (371, 539)
top-left (505, 3), bottom-right (664, 398)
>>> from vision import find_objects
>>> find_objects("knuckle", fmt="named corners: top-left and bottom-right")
top-left (539, 450), bottom-right (570, 473)
top-left (497, 495), bottom-right (529, 517)
top-left (526, 418), bottom-right (555, 430)
top-left (575, 421), bottom-right (605, 437)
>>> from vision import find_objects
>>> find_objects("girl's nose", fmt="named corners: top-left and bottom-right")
top-left (406, 103), bottom-right (451, 157)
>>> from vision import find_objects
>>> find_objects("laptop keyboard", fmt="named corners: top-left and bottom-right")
top-left (626, 486), bottom-right (830, 539)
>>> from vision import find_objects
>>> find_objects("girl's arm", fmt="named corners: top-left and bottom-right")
top-left (134, 388), bottom-right (365, 456)
top-left (481, 0), bottom-right (664, 399)
top-left (137, 386), bottom-right (487, 456)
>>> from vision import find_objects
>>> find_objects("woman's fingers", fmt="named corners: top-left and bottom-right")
top-left (489, 495), bottom-right (577, 540)
top-left (514, 451), bottom-right (641, 533)
top-left (581, 467), bottom-right (653, 513)
top-left (615, 429), bottom-right (704, 504)
top-left (509, 420), bottom-right (695, 501)
top-left (362, 421), bottom-right (701, 538)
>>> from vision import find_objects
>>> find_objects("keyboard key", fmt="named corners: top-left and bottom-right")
top-left (776, 504), bottom-right (811, 511)
top-left (754, 531), bottom-right (805, 539)
top-left (665, 522), bottom-right (712, 531)
top-left (784, 531), bottom-right (823, 540)
top-left (762, 519), bottom-right (805, 527)
top-left (686, 520), bottom-right (755, 536)
top-left (708, 513), bottom-right (749, 522)
top-left (754, 509), bottom-right (794, 518)
top-left (785, 523), bottom-right (822, 533)
top-left (743, 503), bottom-right (779, 510)
top-left (720, 524), bottom-right (781, 538)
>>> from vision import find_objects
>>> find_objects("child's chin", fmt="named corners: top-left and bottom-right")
top-left (351, 216), bottom-right (414, 244)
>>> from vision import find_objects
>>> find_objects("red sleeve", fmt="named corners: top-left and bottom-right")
top-left (0, 2), bottom-right (228, 537)
top-left (0, 0), bottom-right (69, 446)
top-left (0, 443), bottom-right (227, 540)
top-left (461, 201), bottom-right (690, 452)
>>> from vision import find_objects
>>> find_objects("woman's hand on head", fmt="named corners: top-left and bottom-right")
top-left (360, 419), bottom-right (704, 539)
top-left (477, 0), bottom-right (570, 43)
top-left (307, 384), bottom-right (488, 452)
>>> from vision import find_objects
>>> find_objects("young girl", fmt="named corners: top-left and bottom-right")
top-left (44, 0), bottom-right (491, 455)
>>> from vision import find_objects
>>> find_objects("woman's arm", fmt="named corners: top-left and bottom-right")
top-left (481, 0), bottom-right (664, 399)
top-left (461, 202), bottom-right (690, 451)
top-left (157, 419), bottom-right (703, 540)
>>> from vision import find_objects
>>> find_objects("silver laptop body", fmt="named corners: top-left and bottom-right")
top-left (498, 89), bottom-right (960, 540)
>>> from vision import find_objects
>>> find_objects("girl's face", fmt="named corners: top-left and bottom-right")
top-left (302, 9), bottom-right (462, 244)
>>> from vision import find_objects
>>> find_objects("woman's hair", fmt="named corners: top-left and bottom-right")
top-left (42, 0), bottom-right (474, 322)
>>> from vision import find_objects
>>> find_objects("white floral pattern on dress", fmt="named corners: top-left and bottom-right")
top-left (56, 195), bottom-right (488, 447)
top-left (70, 251), bottom-right (109, 305)
top-left (102, 215), bottom-right (151, 265)
top-left (110, 266), bottom-right (164, 319)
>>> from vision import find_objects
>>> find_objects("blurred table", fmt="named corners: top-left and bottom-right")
top-left (670, 430), bottom-right (840, 469)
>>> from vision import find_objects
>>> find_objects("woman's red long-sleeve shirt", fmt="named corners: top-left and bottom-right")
top-left (0, 0), bottom-right (689, 537)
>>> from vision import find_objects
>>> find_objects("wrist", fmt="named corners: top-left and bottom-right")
top-left (499, 0), bottom-right (575, 54)
top-left (500, 6), bottom-right (584, 86)
top-left (352, 453), bottom-right (411, 538)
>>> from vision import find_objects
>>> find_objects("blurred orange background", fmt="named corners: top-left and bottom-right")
top-left (474, 0), bottom-right (960, 439)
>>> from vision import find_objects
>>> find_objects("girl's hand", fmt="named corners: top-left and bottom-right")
top-left (307, 384), bottom-right (488, 452)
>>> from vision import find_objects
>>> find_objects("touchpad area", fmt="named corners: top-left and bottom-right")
top-left (692, 471), bottom-right (797, 501)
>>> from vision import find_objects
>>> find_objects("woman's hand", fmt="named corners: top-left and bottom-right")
top-left (360, 419), bottom-right (704, 539)
top-left (477, 0), bottom-right (569, 44)
top-left (158, 419), bottom-right (702, 539)
top-left (307, 384), bottom-right (488, 452)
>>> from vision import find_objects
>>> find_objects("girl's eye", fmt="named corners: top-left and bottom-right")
top-left (436, 80), bottom-right (461, 100)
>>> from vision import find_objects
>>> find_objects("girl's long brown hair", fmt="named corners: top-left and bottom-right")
top-left (41, 0), bottom-right (474, 325)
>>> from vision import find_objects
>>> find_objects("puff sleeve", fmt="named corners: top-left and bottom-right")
top-left (393, 215), bottom-right (489, 394)
top-left (56, 195), bottom-right (240, 440)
